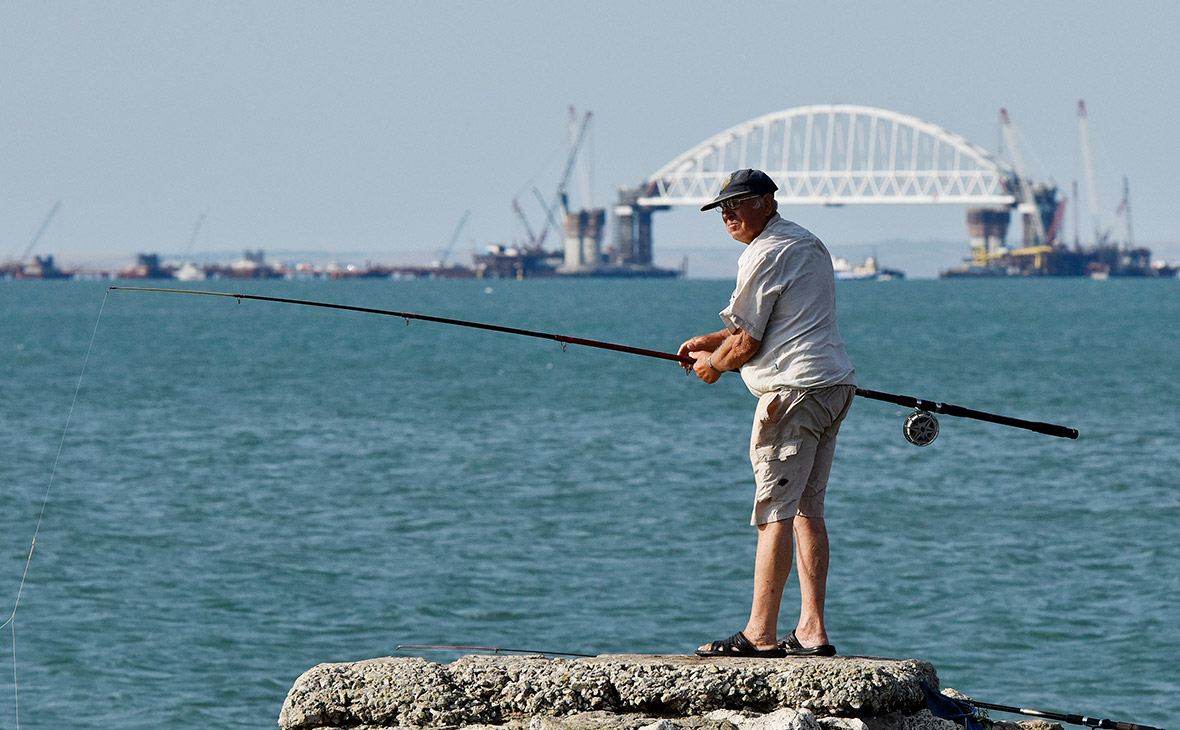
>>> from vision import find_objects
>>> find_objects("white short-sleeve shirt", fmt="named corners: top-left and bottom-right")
top-left (719, 214), bottom-right (856, 396)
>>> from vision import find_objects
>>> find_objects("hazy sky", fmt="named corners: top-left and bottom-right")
top-left (3, 1), bottom-right (1178, 278)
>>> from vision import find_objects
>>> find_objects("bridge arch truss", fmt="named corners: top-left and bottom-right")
top-left (641, 105), bottom-right (1017, 208)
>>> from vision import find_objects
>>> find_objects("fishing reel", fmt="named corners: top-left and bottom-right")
top-left (903, 410), bottom-right (939, 446)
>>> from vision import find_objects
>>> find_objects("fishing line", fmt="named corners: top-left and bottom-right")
top-left (107, 286), bottom-right (685, 364)
top-left (3, 288), bottom-right (111, 729)
top-left (108, 286), bottom-right (1080, 442)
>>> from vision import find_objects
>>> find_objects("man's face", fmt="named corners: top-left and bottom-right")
top-left (720, 194), bottom-right (775, 244)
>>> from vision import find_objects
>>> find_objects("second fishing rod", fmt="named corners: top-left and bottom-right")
top-left (108, 286), bottom-right (1079, 445)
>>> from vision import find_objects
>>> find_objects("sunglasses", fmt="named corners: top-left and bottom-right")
top-left (717, 195), bottom-right (759, 212)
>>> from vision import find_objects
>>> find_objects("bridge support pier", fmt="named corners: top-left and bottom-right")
top-left (561, 208), bottom-right (606, 272)
top-left (613, 187), bottom-right (668, 267)
top-left (967, 207), bottom-right (1011, 266)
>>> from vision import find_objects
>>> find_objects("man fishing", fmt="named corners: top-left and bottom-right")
top-left (679, 169), bottom-right (857, 658)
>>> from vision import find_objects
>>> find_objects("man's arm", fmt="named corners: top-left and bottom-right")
top-left (677, 329), bottom-right (729, 359)
top-left (680, 328), bottom-right (762, 384)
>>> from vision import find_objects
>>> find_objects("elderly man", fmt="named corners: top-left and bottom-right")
top-left (680, 169), bottom-right (857, 658)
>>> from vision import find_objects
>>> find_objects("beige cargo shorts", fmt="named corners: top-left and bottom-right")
top-left (749, 384), bottom-right (856, 525)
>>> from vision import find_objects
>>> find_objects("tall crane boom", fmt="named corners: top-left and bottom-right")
top-left (183, 213), bottom-right (207, 256)
top-left (533, 108), bottom-right (593, 247)
top-left (19, 201), bottom-right (62, 263)
top-left (556, 109), bottom-right (592, 215)
top-left (512, 198), bottom-right (540, 248)
top-left (1117, 176), bottom-right (1133, 246)
top-left (1077, 99), bottom-right (1105, 245)
top-left (532, 187), bottom-right (562, 247)
top-left (511, 108), bottom-right (594, 252)
top-left (999, 108), bottom-right (1046, 245)
top-left (437, 210), bottom-right (470, 267)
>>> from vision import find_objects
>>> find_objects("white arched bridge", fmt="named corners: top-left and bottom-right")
top-left (605, 105), bottom-right (1034, 271)
top-left (640, 104), bottom-right (1017, 208)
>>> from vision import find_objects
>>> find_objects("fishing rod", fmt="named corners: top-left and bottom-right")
top-left (925, 683), bottom-right (1163, 730)
top-left (108, 286), bottom-right (1079, 445)
top-left (855, 388), bottom-right (1078, 443)
top-left (108, 286), bottom-right (680, 363)
top-left (395, 644), bottom-right (594, 658)
top-left (966, 696), bottom-right (1164, 730)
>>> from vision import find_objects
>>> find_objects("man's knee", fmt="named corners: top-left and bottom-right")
top-left (793, 514), bottom-right (825, 531)
top-left (758, 516), bottom-right (794, 532)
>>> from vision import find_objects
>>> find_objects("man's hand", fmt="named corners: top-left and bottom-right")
top-left (678, 337), bottom-right (704, 374)
top-left (679, 328), bottom-right (761, 384)
top-left (677, 335), bottom-right (707, 359)
top-left (687, 350), bottom-right (723, 384)
top-left (678, 331), bottom-right (728, 373)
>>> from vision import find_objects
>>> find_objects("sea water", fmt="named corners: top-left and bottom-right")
top-left (1, 277), bottom-right (1177, 729)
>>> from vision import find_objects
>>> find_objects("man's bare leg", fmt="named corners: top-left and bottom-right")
top-left (742, 518), bottom-right (795, 649)
top-left (792, 514), bottom-right (830, 647)
top-left (696, 518), bottom-right (795, 653)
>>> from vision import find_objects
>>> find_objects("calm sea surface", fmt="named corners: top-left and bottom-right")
top-left (1, 277), bottom-right (1177, 729)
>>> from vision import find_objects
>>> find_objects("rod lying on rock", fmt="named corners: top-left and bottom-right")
top-left (968, 696), bottom-right (1165, 730)
top-left (972, 698), bottom-right (1165, 730)
top-left (108, 286), bottom-right (1079, 443)
top-left (395, 644), bottom-right (594, 658)
top-left (925, 682), bottom-right (1163, 730)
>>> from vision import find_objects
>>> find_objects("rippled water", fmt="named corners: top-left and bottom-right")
top-left (2, 277), bottom-right (1176, 728)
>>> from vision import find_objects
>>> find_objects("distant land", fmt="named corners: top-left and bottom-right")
top-left (8, 237), bottom-right (1178, 281)
top-left (9, 241), bottom-right (953, 280)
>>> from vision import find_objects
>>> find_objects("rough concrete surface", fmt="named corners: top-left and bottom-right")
top-left (279, 654), bottom-right (944, 730)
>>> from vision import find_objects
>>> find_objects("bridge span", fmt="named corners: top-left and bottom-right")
top-left (642, 104), bottom-right (1016, 207)
top-left (607, 105), bottom-right (1035, 271)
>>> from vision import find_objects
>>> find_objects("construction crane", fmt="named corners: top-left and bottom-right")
top-left (436, 210), bottom-right (470, 267)
top-left (999, 108), bottom-right (1047, 246)
top-left (532, 187), bottom-right (563, 245)
top-left (1116, 176), bottom-right (1133, 246)
top-left (17, 201), bottom-right (62, 264)
top-left (509, 109), bottom-right (593, 253)
top-left (531, 109), bottom-right (592, 247)
top-left (1077, 99), bottom-right (1109, 245)
top-left (182, 213), bottom-right (207, 256)
top-left (511, 198), bottom-right (540, 248)
top-left (556, 108), bottom-right (592, 216)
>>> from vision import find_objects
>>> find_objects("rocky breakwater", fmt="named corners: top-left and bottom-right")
top-left (279, 653), bottom-right (985, 730)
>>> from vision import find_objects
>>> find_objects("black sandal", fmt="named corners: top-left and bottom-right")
top-left (695, 631), bottom-right (786, 658)
top-left (780, 631), bottom-right (836, 657)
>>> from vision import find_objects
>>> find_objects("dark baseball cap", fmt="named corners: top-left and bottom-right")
top-left (700, 169), bottom-right (779, 211)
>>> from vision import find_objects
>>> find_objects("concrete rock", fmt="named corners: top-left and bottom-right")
top-left (741, 708), bottom-right (822, 730)
top-left (280, 654), bottom-right (938, 730)
top-left (1013, 722), bottom-right (1064, 730)
top-left (897, 710), bottom-right (960, 730)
